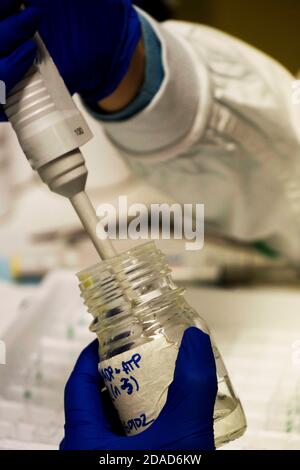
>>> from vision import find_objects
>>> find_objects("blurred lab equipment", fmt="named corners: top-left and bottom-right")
top-left (1, 232), bottom-right (298, 286)
top-left (0, 240), bottom-right (94, 283)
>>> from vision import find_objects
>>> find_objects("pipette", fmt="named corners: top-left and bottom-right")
top-left (3, 35), bottom-right (116, 260)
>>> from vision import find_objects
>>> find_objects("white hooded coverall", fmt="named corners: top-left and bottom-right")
top-left (95, 11), bottom-right (300, 262)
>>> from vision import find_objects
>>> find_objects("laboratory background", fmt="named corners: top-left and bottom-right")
top-left (1, 0), bottom-right (300, 451)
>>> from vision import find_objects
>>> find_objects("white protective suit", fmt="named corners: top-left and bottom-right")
top-left (95, 10), bottom-right (300, 262)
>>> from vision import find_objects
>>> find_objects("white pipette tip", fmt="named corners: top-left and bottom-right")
top-left (70, 191), bottom-right (116, 261)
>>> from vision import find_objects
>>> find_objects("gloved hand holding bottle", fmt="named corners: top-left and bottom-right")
top-left (60, 328), bottom-right (217, 451)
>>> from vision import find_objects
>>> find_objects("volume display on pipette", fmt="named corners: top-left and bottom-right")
top-left (3, 34), bottom-right (116, 260)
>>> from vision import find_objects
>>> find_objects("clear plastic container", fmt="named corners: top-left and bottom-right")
top-left (78, 242), bottom-right (246, 447)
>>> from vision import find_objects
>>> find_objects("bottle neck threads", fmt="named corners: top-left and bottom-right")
top-left (77, 242), bottom-right (186, 359)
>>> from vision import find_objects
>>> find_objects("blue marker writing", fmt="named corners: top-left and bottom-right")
top-left (122, 353), bottom-right (142, 375)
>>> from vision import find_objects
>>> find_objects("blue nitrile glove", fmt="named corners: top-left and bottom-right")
top-left (60, 327), bottom-right (217, 451)
top-left (0, 0), bottom-right (141, 122)
top-left (26, 0), bottom-right (141, 102)
top-left (0, 1), bottom-right (40, 121)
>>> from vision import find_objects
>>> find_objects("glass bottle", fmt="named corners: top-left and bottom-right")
top-left (78, 242), bottom-right (246, 447)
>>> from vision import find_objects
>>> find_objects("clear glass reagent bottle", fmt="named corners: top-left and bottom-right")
top-left (78, 242), bottom-right (247, 447)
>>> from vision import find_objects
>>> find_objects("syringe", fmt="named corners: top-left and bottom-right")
top-left (3, 35), bottom-right (116, 260)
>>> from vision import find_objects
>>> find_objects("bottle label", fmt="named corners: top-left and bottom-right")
top-left (99, 335), bottom-right (179, 436)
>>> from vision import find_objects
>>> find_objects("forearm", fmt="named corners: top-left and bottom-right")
top-left (88, 9), bottom-right (202, 158)
top-left (86, 11), bottom-right (166, 123)
top-left (98, 38), bottom-right (146, 113)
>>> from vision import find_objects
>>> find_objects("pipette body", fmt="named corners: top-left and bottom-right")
top-left (3, 36), bottom-right (115, 260)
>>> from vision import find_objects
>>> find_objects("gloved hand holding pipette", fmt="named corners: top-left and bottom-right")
top-left (0, 0), bottom-right (142, 122)
top-left (60, 328), bottom-right (217, 451)
top-left (0, 0), bottom-right (142, 261)
top-left (0, 1), bottom-right (40, 121)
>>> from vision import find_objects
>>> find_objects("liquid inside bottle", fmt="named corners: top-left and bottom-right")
top-left (78, 242), bottom-right (247, 446)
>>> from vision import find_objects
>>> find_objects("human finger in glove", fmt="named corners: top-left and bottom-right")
top-left (60, 327), bottom-right (218, 451)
